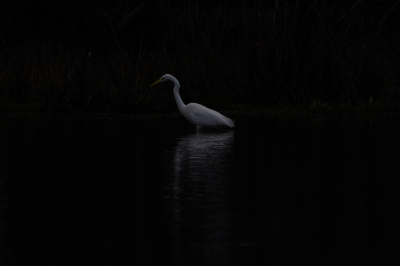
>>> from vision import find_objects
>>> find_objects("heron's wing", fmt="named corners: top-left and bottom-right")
top-left (186, 103), bottom-right (234, 127)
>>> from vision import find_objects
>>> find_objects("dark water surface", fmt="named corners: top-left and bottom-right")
top-left (0, 114), bottom-right (399, 265)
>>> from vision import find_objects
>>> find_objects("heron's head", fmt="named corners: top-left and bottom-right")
top-left (150, 74), bottom-right (179, 88)
top-left (150, 74), bottom-right (174, 87)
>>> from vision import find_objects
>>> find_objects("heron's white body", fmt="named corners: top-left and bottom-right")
top-left (151, 74), bottom-right (234, 128)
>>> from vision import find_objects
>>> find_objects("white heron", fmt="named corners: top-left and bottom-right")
top-left (150, 74), bottom-right (234, 129)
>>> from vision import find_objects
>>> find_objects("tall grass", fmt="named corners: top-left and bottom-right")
top-left (0, 0), bottom-right (399, 113)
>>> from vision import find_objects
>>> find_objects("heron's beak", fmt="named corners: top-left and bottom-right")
top-left (150, 79), bottom-right (162, 87)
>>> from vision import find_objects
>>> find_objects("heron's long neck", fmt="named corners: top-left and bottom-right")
top-left (173, 83), bottom-right (186, 112)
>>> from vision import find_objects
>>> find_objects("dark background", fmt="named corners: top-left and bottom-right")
top-left (1, 0), bottom-right (400, 113)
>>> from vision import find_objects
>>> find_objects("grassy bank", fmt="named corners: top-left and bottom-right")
top-left (1, 1), bottom-right (399, 114)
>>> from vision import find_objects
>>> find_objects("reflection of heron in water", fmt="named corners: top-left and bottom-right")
top-left (168, 130), bottom-right (235, 263)
top-left (151, 74), bottom-right (235, 129)
top-left (173, 131), bottom-right (234, 178)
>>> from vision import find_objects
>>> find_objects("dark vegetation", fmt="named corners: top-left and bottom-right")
top-left (0, 0), bottom-right (399, 114)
